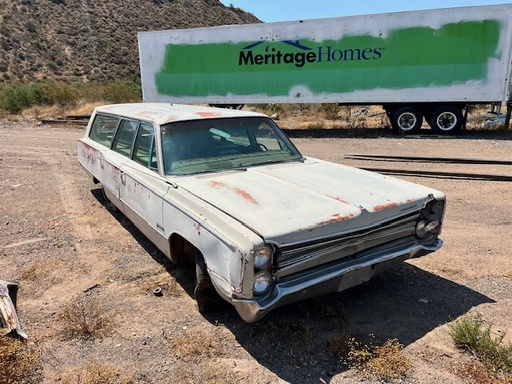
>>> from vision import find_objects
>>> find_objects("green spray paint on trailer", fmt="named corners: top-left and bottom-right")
top-left (155, 20), bottom-right (501, 98)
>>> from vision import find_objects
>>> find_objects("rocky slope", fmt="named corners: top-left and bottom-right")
top-left (0, 0), bottom-right (259, 82)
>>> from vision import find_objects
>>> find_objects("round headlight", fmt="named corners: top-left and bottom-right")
top-left (253, 271), bottom-right (271, 295)
top-left (254, 246), bottom-right (272, 269)
top-left (416, 220), bottom-right (440, 238)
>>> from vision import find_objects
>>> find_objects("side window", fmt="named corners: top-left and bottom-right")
top-left (133, 123), bottom-right (157, 171)
top-left (89, 114), bottom-right (119, 147)
top-left (111, 119), bottom-right (137, 157)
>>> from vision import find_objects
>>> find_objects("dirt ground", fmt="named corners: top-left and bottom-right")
top-left (1, 119), bottom-right (511, 383)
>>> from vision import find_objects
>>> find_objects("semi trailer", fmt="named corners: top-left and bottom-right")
top-left (138, 4), bottom-right (512, 134)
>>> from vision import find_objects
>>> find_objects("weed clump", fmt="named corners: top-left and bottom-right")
top-left (330, 335), bottom-right (411, 381)
top-left (449, 315), bottom-right (512, 378)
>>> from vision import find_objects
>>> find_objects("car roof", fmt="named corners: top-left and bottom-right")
top-left (93, 103), bottom-right (267, 125)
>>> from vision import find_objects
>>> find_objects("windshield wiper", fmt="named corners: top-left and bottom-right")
top-left (202, 166), bottom-right (248, 174)
top-left (253, 157), bottom-right (304, 167)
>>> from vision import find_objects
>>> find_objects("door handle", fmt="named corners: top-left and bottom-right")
top-left (117, 169), bottom-right (126, 184)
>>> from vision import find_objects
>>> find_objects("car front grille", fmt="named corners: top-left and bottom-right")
top-left (274, 213), bottom-right (419, 278)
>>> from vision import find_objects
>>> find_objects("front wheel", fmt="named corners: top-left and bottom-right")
top-left (429, 106), bottom-right (463, 134)
top-left (391, 107), bottom-right (423, 134)
top-left (194, 251), bottom-right (222, 313)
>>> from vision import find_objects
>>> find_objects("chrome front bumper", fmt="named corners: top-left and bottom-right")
top-left (232, 239), bottom-right (443, 323)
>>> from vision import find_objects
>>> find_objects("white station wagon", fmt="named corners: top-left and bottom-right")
top-left (77, 103), bottom-right (446, 322)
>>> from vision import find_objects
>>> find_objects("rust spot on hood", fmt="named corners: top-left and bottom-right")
top-left (208, 181), bottom-right (258, 205)
top-left (317, 212), bottom-right (354, 226)
top-left (373, 201), bottom-right (399, 211)
top-left (233, 188), bottom-right (258, 205)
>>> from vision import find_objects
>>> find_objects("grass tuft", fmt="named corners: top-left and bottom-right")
top-left (167, 327), bottom-right (228, 362)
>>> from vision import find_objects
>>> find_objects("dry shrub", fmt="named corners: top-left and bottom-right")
top-left (0, 335), bottom-right (41, 383)
top-left (168, 327), bottom-right (228, 362)
top-left (362, 339), bottom-right (412, 380)
top-left (58, 294), bottom-right (115, 339)
top-left (331, 336), bottom-right (411, 381)
top-left (60, 360), bottom-right (134, 384)
top-left (24, 101), bottom-right (102, 120)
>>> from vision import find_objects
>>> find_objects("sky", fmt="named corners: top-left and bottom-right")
top-left (219, 0), bottom-right (505, 22)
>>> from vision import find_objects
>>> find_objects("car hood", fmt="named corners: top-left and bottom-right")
top-left (176, 158), bottom-right (444, 245)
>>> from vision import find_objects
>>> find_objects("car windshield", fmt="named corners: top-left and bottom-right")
top-left (161, 117), bottom-right (304, 176)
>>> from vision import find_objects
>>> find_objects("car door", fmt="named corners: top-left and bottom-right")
top-left (118, 122), bottom-right (170, 252)
top-left (100, 118), bottom-right (137, 207)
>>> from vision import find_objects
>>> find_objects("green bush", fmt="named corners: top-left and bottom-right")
top-left (0, 83), bottom-right (48, 113)
top-left (449, 315), bottom-right (512, 371)
top-left (0, 80), bottom-right (142, 113)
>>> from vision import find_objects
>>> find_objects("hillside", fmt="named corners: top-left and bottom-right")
top-left (0, 0), bottom-right (259, 83)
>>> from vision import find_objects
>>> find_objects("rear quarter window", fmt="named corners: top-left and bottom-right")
top-left (89, 114), bottom-right (119, 147)
top-left (111, 119), bottom-right (137, 156)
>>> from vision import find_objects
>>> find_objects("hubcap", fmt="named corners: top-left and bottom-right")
top-left (398, 113), bottom-right (417, 131)
top-left (436, 112), bottom-right (456, 131)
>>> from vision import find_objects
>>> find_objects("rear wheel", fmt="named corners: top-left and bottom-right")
top-left (391, 107), bottom-right (423, 134)
top-left (100, 186), bottom-right (119, 212)
top-left (429, 106), bottom-right (463, 134)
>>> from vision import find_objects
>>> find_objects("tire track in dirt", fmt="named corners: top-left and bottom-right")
top-left (2, 127), bottom-right (115, 295)
top-left (47, 158), bottom-right (95, 248)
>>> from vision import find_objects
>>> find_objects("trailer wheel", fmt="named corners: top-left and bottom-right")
top-left (429, 106), bottom-right (463, 134)
top-left (391, 107), bottom-right (423, 134)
